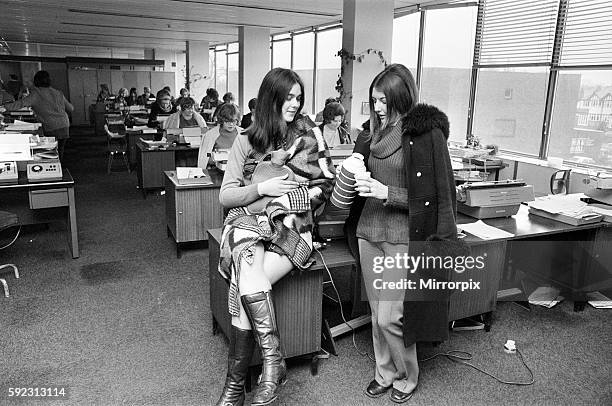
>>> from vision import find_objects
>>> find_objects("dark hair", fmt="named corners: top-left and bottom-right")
top-left (179, 97), bottom-right (196, 110)
top-left (129, 87), bottom-right (138, 96)
top-left (369, 63), bottom-right (418, 133)
top-left (324, 97), bottom-right (336, 106)
top-left (222, 92), bottom-right (235, 103)
top-left (180, 88), bottom-right (189, 95)
top-left (206, 88), bottom-right (219, 100)
top-left (248, 98), bottom-right (257, 111)
top-left (163, 86), bottom-right (171, 92)
top-left (248, 68), bottom-right (305, 153)
top-left (216, 103), bottom-right (239, 124)
top-left (33, 71), bottom-right (51, 87)
top-left (322, 102), bottom-right (345, 124)
top-left (156, 89), bottom-right (171, 100)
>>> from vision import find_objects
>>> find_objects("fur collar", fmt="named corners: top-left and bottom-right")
top-left (402, 103), bottom-right (449, 139)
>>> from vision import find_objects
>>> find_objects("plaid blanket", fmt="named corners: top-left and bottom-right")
top-left (219, 125), bottom-right (335, 316)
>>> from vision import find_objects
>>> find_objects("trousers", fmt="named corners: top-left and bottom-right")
top-left (358, 238), bottom-right (418, 392)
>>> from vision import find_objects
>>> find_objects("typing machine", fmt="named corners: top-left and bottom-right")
top-left (582, 172), bottom-right (612, 206)
top-left (457, 179), bottom-right (534, 219)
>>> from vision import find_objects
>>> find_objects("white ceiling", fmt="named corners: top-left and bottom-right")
top-left (0, 0), bottom-right (465, 56)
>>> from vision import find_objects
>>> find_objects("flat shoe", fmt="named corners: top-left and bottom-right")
top-left (364, 380), bottom-right (391, 398)
top-left (389, 386), bottom-right (417, 403)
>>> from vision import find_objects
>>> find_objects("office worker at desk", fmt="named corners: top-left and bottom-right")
top-left (200, 87), bottom-right (220, 122)
top-left (348, 64), bottom-right (457, 403)
top-left (214, 68), bottom-right (335, 406)
top-left (147, 89), bottom-right (177, 128)
top-left (137, 87), bottom-right (154, 106)
top-left (163, 97), bottom-right (206, 130)
top-left (0, 70), bottom-right (74, 161)
top-left (197, 102), bottom-right (242, 168)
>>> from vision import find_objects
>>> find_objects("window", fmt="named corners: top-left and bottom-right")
top-left (272, 39), bottom-right (291, 69)
top-left (292, 32), bottom-right (315, 114)
top-left (420, 6), bottom-right (477, 143)
top-left (549, 70), bottom-right (612, 167)
top-left (473, 67), bottom-right (549, 155)
top-left (227, 52), bottom-right (239, 104)
top-left (209, 49), bottom-right (216, 90)
top-left (392, 12), bottom-right (420, 77)
top-left (215, 47), bottom-right (227, 94)
top-left (315, 27), bottom-right (342, 114)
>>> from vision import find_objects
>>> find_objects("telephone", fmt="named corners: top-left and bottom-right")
top-left (27, 161), bottom-right (63, 182)
top-left (0, 161), bottom-right (18, 184)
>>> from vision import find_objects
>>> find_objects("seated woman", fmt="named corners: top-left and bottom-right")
top-left (197, 102), bottom-right (241, 168)
top-left (127, 88), bottom-right (139, 106)
top-left (318, 101), bottom-right (351, 147)
top-left (163, 97), bottom-right (206, 130)
top-left (115, 88), bottom-right (128, 109)
top-left (214, 68), bottom-right (335, 406)
top-left (97, 84), bottom-right (111, 102)
top-left (200, 87), bottom-right (220, 122)
top-left (147, 89), bottom-right (177, 128)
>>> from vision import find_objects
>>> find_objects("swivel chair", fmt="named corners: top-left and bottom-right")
top-left (0, 211), bottom-right (21, 297)
top-left (104, 119), bottom-right (130, 174)
top-left (550, 169), bottom-right (571, 195)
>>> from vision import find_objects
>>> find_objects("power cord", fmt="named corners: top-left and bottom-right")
top-left (314, 246), bottom-right (535, 386)
top-left (314, 247), bottom-right (375, 362)
top-left (419, 347), bottom-right (535, 386)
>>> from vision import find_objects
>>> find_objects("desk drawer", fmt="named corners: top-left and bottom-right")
top-left (29, 188), bottom-right (69, 209)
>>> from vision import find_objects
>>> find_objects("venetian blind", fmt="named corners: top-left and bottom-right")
top-left (475, 0), bottom-right (559, 66)
top-left (558, 0), bottom-right (612, 66)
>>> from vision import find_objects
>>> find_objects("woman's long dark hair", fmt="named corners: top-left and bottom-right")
top-left (369, 63), bottom-right (418, 134)
top-left (248, 68), bottom-right (305, 153)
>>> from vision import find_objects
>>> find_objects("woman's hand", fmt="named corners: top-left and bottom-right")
top-left (355, 175), bottom-right (389, 200)
top-left (257, 173), bottom-right (299, 197)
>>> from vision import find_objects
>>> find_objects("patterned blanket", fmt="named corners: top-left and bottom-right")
top-left (219, 125), bottom-right (335, 316)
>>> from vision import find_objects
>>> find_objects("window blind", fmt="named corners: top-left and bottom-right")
top-left (559, 0), bottom-right (612, 66)
top-left (475, 0), bottom-right (559, 66)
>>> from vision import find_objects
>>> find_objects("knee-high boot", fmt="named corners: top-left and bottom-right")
top-left (215, 326), bottom-right (255, 406)
top-left (241, 291), bottom-right (287, 406)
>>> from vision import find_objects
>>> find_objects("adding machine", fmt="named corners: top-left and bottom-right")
top-left (457, 179), bottom-right (535, 219)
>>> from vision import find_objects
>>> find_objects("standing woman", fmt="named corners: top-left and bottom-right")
top-left (0, 70), bottom-right (73, 161)
top-left (352, 64), bottom-right (457, 403)
top-left (215, 68), bottom-right (335, 406)
top-left (319, 101), bottom-right (351, 147)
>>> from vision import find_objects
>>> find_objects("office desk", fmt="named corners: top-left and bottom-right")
top-left (126, 129), bottom-right (161, 170)
top-left (164, 170), bottom-right (224, 256)
top-left (457, 205), bottom-right (612, 312)
top-left (0, 168), bottom-right (78, 258)
top-left (136, 141), bottom-right (199, 197)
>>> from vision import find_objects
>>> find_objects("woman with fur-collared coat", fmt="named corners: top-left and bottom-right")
top-left (351, 64), bottom-right (456, 404)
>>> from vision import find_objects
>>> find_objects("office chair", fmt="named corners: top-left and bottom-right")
top-left (550, 169), bottom-right (571, 194)
top-left (0, 211), bottom-right (21, 298)
top-left (104, 119), bottom-right (130, 174)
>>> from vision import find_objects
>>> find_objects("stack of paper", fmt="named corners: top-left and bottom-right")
top-left (528, 286), bottom-right (564, 308)
top-left (459, 220), bottom-right (515, 240)
top-left (586, 291), bottom-right (612, 309)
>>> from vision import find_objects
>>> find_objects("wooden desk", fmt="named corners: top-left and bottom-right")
top-left (0, 168), bottom-right (79, 258)
top-left (164, 170), bottom-right (224, 256)
top-left (125, 129), bottom-right (161, 170)
top-left (135, 141), bottom-right (199, 196)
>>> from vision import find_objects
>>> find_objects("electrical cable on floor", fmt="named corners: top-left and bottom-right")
top-left (315, 247), bottom-right (535, 386)
top-left (419, 348), bottom-right (535, 386)
top-left (315, 247), bottom-right (375, 362)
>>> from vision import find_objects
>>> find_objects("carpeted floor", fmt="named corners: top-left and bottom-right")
top-left (1, 126), bottom-right (611, 405)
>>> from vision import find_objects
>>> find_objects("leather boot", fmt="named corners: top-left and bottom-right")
top-left (241, 291), bottom-right (287, 406)
top-left (215, 326), bottom-right (255, 406)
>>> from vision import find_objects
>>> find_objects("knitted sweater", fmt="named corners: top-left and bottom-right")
top-left (3, 87), bottom-right (73, 133)
top-left (356, 121), bottom-right (410, 243)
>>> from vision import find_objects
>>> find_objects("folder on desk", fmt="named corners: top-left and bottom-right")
top-left (176, 167), bottom-right (212, 185)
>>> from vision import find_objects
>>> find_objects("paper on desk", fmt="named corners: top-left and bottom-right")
top-left (586, 291), bottom-right (612, 309)
top-left (528, 194), bottom-right (588, 214)
top-left (528, 286), bottom-right (564, 308)
top-left (459, 220), bottom-right (514, 240)
top-left (176, 167), bottom-right (207, 179)
top-left (590, 206), bottom-right (612, 223)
